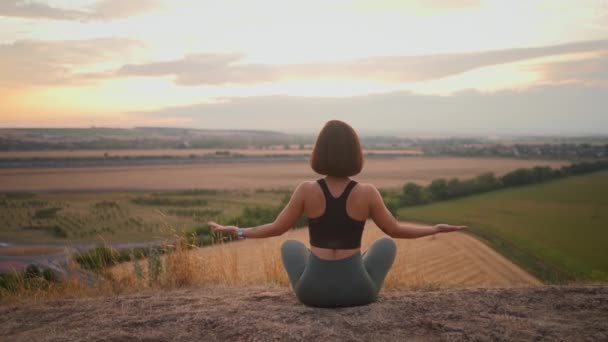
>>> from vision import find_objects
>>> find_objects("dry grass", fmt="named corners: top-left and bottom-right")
top-left (110, 222), bottom-right (540, 292)
top-left (1, 258), bottom-right (109, 303)
top-left (0, 157), bottom-right (566, 192)
top-left (2, 222), bottom-right (540, 303)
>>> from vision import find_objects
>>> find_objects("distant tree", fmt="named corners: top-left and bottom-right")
top-left (501, 168), bottom-right (535, 187)
top-left (473, 172), bottom-right (501, 192)
top-left (446, 178), bottom-right (462, 198)
top-left (428, 178), bottom-right (449, 201)
top-left (401, 182), bottom-right (424, 206)
top-left (531, 166), bottom-right (559, 182)
top-left (378, 189), bottom-right (400, 216)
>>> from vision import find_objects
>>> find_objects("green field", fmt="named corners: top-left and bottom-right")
top-left (397, 171), bottom-right (608, 282)
top-left (0, 189), bottom-right (290, 243)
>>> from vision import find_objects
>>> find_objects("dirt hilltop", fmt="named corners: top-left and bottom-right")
top-left (1, 285), bottom-right (607, 341)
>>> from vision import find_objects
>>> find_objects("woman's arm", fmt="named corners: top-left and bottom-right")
top-left (208, 182), bottom-right (307, 239)
top-left (368, 185), bottom-right (466, 238)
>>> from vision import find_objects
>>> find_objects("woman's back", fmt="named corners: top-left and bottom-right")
top-left (301, 176), bottom-right (372, 260)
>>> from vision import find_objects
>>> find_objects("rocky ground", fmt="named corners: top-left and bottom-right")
top-left (1, 285), bottom-right (607, 341)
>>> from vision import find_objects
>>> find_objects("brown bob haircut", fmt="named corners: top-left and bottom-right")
top-left (310, 120), bottom-right (363, 177)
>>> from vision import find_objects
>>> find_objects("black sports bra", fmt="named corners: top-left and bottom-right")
top-left (308, 178), bottom-right (365, 249)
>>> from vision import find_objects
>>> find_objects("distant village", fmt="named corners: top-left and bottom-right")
top-left (420, 143), bottom-right (607, 160)
top-left (0, 128), bottom-right (606, 162)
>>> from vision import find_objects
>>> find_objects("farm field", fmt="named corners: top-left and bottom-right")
top-left (0, 157), bottom-right (566, 192)
top-left (0, 148), bottom-right (421, 159)
top-left (0, 189), bottom-right (288, 244)
top-left (397, 171), bottom-right (608, 282)
top-left (112, 222), bottom-right (541, 288)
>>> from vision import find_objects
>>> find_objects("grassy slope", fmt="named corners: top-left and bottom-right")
top-left (397, 171), bottom-right (608, 282)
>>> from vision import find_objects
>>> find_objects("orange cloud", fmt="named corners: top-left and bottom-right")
top-left (0, 38), bottom-right (143, 87)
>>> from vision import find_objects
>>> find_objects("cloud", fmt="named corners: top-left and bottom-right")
top-left (0, 38), bottom-right (143, 87)
top-left (130, 83), bottom-right (608, 135)
top-left (118, 54), bottom-right (277, 85)
top-left (91, 0), bottom-right (162, 20)
top-left (0, 0), bottom-right (84, 20)
top-left (4, 37), bottom-right (608, 89)
top-left (356, 0), bottom-right (481, 14)
top-left (537, 54), bottom-right (608, 85)
top-left (423, 0), bottom-right (480, 9)
top-left (117, 39), bottom-right (608, 85)
top-left (0, 0), bottom-right (161, 21)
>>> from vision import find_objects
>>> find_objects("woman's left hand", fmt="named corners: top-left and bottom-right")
top-left (208, 221), bottom-right (239, 236)
top-left (434, 223), bottom-right (467, 233)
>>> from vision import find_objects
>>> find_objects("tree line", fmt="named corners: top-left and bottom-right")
top-left (387, 160), bottom-right (608, 209)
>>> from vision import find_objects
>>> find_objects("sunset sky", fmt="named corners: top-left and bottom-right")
top-left (1, 0), bottom-right (607, 135)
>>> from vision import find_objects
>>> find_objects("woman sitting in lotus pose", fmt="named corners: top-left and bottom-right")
top-left (208, 120), bottom-right (465, 307)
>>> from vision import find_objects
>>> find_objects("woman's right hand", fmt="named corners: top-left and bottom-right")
top-left (434, 223), bottom-right (467, 233)
top-left (207, 221), bottom-right (239, 237)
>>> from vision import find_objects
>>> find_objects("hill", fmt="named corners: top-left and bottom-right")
top-left (109, 223), bottom-right (540, 289)
top-left (1, 285), bottom-right (606, 341)
top-left (397, 171), bottom-right (608, 282)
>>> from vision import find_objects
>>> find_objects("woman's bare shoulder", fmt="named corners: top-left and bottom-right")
top-left (354, 182), bottom-right (378, 192)
top-left (294, 180), bottom-right (320, 193)
top-left (297, 180), bottom-right (319, 188)
top-left (352, 182), bottom-right (381, 199)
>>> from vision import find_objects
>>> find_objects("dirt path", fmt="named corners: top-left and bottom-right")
top-left (1, 285), bottom-right (606, 341)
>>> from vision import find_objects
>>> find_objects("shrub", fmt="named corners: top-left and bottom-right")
top-left (0, 273), bottom-right (20, 291)
top-left (42, 268), bottom-right (58, 282)
top-left (446, 178), bottom-right (463, 199)
top-left (75, 246), bottom-right (119, 271)
top-left (130, 252), bottom-right (145, 280)
top-left (93, 201), bottom-right (120, 209)
top-left (33, 207), bottom-right (62, 219)
top-left (25, 264), bottom-right (41, 278)
top-left (500, 168), bottom-right (533, 187)
top-left (184, 225), bottom-right (217, 247)
top-left (473, 172), bottom-right (501, 192)
top-left (380, 189), bottom-right (400, 216)
top-left (401, 183), bottom-right (424, 206)
top-left (0, 265), bottom-right (60, 292)
top-left (428, 178), bottom-right (449, 201)
top-left (148, 248), bottom-right (162, 284)
top-left (531, 166), bottom-right (560, 182)
top-left (52, 225), bottom-right (68, 238)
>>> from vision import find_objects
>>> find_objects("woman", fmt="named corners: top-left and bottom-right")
top-left (208, 120), bottom-right (465, 307)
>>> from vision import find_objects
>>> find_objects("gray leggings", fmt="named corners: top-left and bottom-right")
top-left (280, 238), bottom-right (397, 307)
